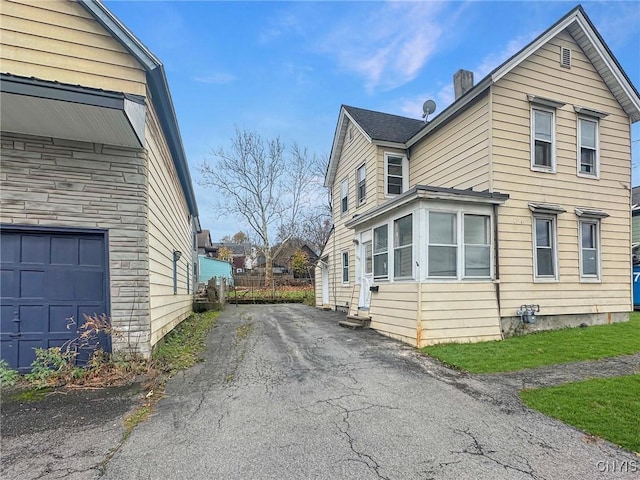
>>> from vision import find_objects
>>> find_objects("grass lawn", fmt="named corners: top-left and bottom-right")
top-left (520, 374), bottom-right (640, 453)
top-left (422, 313), bottom-right (640, 373)
top-left (227, 286), bottom-right (314, 302)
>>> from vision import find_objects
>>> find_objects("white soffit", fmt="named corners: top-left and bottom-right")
top-left (1, 92), bottom-right (144, 148)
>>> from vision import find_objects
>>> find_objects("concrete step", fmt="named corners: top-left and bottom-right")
top-left (338, 319), bottom-right (365, 330)
top-left (339, 315), bottom-right (371, 329)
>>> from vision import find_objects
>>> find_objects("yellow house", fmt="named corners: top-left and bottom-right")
top-left (316, 5), bottom-right (640, 347)
top-left (0, 0), bottom-right (199, 370)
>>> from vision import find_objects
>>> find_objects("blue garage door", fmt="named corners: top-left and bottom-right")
top-left (1, 228), bottom-right (109, 372)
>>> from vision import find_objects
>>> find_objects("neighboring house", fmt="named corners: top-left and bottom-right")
top-left (0, 0), bottom-right (200, 370)
top-left (316, 5), bottom-right (640, 347)
top-left (286, 245), bottom-right (320, 278)
top-left (197, 230), bottom-right (215, 256)
top-left (632, 186), bottom-right (640, 246)
top-left (198, 256), bottom-right (234, 287)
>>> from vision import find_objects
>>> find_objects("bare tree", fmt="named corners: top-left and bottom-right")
top-left (199, 128), bottom-right (315, 285)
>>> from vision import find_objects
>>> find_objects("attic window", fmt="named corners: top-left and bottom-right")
top-left (560, 47), bottom-right (571, 69)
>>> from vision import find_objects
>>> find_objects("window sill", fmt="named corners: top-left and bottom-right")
top-left (580, 277), bottom-right (601, 283)
top-left (533, 277), bottom-right (559, 283)
top-left (577, 172), bottom-right (599, 180)
top-left (530, 166), bottom-right (556, 174)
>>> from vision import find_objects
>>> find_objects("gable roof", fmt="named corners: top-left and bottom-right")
top-left (325, 4), bottom-right (640, 188)
top-left (344, 106), bottom-right (425, 144)
top-left (408, 4), bottom-right (640, 147)
top-left (78, 0), bottom-right (199, 226)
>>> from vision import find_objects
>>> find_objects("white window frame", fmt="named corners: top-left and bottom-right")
top-left (373, 224), bottom-right (389, 280)
top-left (340, 178), bottom-right (348, 214)
top-left (427, 211), bottom-right (458, 279)
top-left (463, 214), bottom-right (491, 279)
top-left (531, 106), bottom-right (556, 173)
top-left (579, 219), bottom-right (600, 281)
top-left (533, 215), bottom-right (558, 281)
top-left (341, 251), bottom-right (349, 284)
top-left (577, 116), bottom-right (599, 179)
top-left (356, 163), bottom-right (366, 206)
top-left (393, 214), bottom-right (413, 280)
top-left (384, 153), bottom-right (408, 197)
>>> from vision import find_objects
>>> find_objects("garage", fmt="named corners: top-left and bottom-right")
top-left (0, 226), bottom-right (109, 372)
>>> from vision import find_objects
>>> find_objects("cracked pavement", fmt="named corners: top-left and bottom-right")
top-left (100, 304), bottom-right (638, 479)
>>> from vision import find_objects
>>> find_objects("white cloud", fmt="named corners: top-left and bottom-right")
top-left (193, 73), bottom-right (236, 84)
top-left (315, 2), bottom-right (448, 93)
top-left (474, 33), bottom-right (536, 80)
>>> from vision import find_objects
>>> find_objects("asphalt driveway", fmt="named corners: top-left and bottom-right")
top-left (101, 304), bottom-right (637, 480)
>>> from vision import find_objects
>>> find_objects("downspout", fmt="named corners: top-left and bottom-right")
top-left (493, 204), bottom-right (503, 339)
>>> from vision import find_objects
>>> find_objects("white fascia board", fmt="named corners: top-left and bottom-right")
top-left (325, 108), bottom-right (374, 188)
top-left (572, 15), bottom-right (640, 119)
top-left (345, 187), bottom-right (507, 229)
top-left (490, 15), bottom-right (577, 84)
top-left (373, 140), bottom-right (407, 149)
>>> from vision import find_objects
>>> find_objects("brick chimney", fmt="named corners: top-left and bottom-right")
top-left (453, 69), bottom-right (474, 100)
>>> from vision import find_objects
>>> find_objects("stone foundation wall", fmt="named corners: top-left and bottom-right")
top-left (1, 132), bottom-right (153, 357)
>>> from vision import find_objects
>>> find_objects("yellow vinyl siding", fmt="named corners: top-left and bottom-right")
top-left (369, 283), bottom-right (418, 345)
top-left (420, 282), bottom-right (501, 346)
top-left (410, 95), bottom-right (490, 191)
top-left (327, 120), bottom-right (378, 312)
top-left (146, 99), bottom-right (193, 347)
top-left (491, 29), bottom-right (632, 317)
top-left (1, 0), bottom-right (146, 95)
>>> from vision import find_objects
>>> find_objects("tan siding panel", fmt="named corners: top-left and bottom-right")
top-left (146, 99), bottom-right (194, 347)
top-left (1, 0), bottom-right (146, 95)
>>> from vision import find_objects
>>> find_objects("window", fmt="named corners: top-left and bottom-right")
top-left (531, 108), bottom-right (555, 171)
top-left (341, 178), bottom-right (348, 214)
top-left (364, 241), bottom-right (372, 275)
top-left (428, 212), bottom-right (457, 277)
top-left (580, 220), bottom-right (599, 279)
top-left (187, 263), bottom-right (190, 294)
top-left (534, 216), bottom-right (557, 279)
top-left (394, 214), bottom-right (413, 279)
top-left (464, 215), bottom-right (490, 277)
top-left (531, 107), bottom-right (555, 171)
top-left (578, 117), bottom-right (598, 176)
top-left (373, 225), bottom-right (388, 279)
top-left (357, 164), bottom-right (366, 205)
top-left (341, 251), bottom-right (349, 284)
top-left (385, 154), bottom-right (407, 196)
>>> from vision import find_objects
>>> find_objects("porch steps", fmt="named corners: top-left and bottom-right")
top-left (338, 314), bottom-right (371, 330)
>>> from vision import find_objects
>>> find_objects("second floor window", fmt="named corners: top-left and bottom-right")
top-left (357, 164), bottom-right (366, 205)
top-left (578, 117), bottom-right (598, 177)
top-left (531, 107), bottom-right (555, 171)
top-left (385, 154), bottom-right (407, 196)
top-left (341, 178), bottom-right (348, 214)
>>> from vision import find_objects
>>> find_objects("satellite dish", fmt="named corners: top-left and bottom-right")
top-left (422, 99), bottom-right (437, 121)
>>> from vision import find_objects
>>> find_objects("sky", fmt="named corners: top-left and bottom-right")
top-left (104, 0), bottom-right (640, 241)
